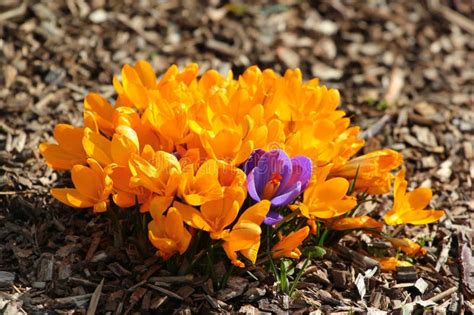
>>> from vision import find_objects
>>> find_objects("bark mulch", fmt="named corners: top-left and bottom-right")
top-left (0, 0), bottom-right (473, 314)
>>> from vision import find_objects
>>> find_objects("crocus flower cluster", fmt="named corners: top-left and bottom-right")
top-left (40, 61), bottom-right (444, 270)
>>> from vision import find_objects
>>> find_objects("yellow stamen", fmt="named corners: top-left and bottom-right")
top-left (262, 172), bottom-right (282, 200)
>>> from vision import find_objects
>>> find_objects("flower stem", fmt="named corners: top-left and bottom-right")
top-left (220, 265), bottom-right (235, 289)
top-left (206, 246), bottom-right (218, 287)
top-left (266, 225), bottom-right (279, 284)
top-left (318, 229), bottom-right (329, 246)
top-left (108, 206), bottom-right (123, 248)
top-left (289, 254), bottom-right (312, 296)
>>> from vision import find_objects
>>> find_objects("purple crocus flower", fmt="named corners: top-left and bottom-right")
top-left (244, 149), bottom-right (312, 225)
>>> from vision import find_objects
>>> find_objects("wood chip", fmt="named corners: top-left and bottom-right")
top-left (86, 278), bottom-right (104, 315)
top-left (334, 244), bottom-right (380, 270)
top-left (37, 254), bottom-right (54, 282)
top-left (149, 274), bottom-right (193, 284)
top-left (395, 266), bottom-right (418, 283)
top-left (384, 67), bottom-right (404, 104)
top-left (147, 284), bottom-right (183, 300)
top-left (0, 272), bottom-right (15, 287)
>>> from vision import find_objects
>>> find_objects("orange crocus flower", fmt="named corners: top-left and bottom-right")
top-left (384, 168), bottom-right (444, 225)
top-left (198, 128), bottom-right (254, 166)
top-left (173, 164), bottom-right (247, 239)
top-left (39, 124), bottom-right (89, 170)
top-left (272, 226), bottom-right (310, 259)
top-left (51, 159), bottom-right (113, 213)
top-left (216, 161), bottom-right (247, 206)
top-left (118, 61), bottom-right (155, 110)
top-left (108, 165), bottom-right (151, 209)
top-left (148, 207), bottom-right (192, 260)
top-left (173, 192), bottom-right (240, 240)
top-left (330, 216), bottom-right (383, 231)
top-left (222, 200), bottom-right (271, 267)
top-left (84, 93), bottom-right (115, 136)
top-left (387, 237), bottom-right (427, 257)
top-left (129, 145), bottom-right (182, 215)
top-left (294, 177), bottom-right (356, 219)
top-left (178, 159), bottom-right (223, 206)
top-left (330, 149), bottom-right (403, 194)
top-left (378, 257), bottom-right (412, 272)
top-left (82, 127), bottom-right (113, 167)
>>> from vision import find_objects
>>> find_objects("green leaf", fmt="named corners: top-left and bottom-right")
top-left (303, 246), bottom-right (326, 258)
top-left (279, 259), bottom-right (289, 293)
top-left (347, 165), bottom-right (360, 195)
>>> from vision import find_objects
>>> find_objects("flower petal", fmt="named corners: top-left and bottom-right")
top-left (71, 165), bottom-right (101, 200)
top-left (313, 177), bottom-right (349, 201)
top-left (270, 181), bottom-right (301, 207)
top-left (134, 60), bottom-right (156, 89)
top-left (287, 156), bottom-right (312, 189)
top-left (406, 188), bottom-right (432, 210)
top-left (39, 143), bottom-right (86, 170)
top-left (238, 200), bottom-right (271, 225)
top-left (398, 210), bottom-right (444, 225)
top-left (173, 201), bottom-right (212, 231)
top-left (54, 124), bottom-right (87, 157)
top-left (246, 171), bottom-right (261, 202)
top-left (263, 210), bottom-right (284, 225)
top-left (276, 155), bottom-right (312, 195)
top-left (243, 149), bottom-right (265, 175)
top-left (82, 128), bottom-right (112, 166)
top-left (253, 149), bottom-right (291, 196)
top-left (51, 188), bottom-right (94, 208)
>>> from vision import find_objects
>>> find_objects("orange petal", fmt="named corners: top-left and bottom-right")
top-left (111, 126), bottom-right (139, 166)
top-left (201, 197), bottom-right (239, 235)
top-left (378, 257), bottom-right (412, 272)
top-left (272, 226), bottom-right (309, 258)
top-left (124, 81), bottom-right (149, 109)
top-left (398, 210), bottom-right (444, 225)
top-left (113, 191), bottom-right (136, 208)
top-left (240, 241), bottom-right (260, 264)
top-left (84, 93), bottom-right (115, 135)
top-left (82, 128), bottom-right (112, 166)
top-left (93, 201), bottom-right (108, 213)
top-left (53, 124), bottom-right (87, 158)
top-left (224, 221), bottom-right (261, 251)
top-left (164, 207), bottom-right (185, 242)
top-left (134, 60), bottom-right (156, 89)
top-left (113, 75), bottom-right (124, 94)
top-left (71, 165), bottom-right (101, 200)
top-left (330, 216), bottom-right (383, 231)
top-left (313, 178), bottom-right (350, 201)
top-left (51, 188), bottom-right (94, 208)
top-left (149, 195), bottom-right (174, 219)
top-left (238, 200), bottom-right (271, 225)
top-left (406, 188), bottom-right (432, 210)
top-left (39, 143), bottom-right (86, 170)
top-left (173, 201), bottom-right (212, 231)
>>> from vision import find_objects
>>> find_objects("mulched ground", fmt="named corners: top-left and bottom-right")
top-left (1, 0), bottom-right (473, 314)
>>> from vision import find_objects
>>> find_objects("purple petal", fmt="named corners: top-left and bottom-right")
top-left (271, 182), bottom-right (302, 207)
top-left (263, 210), bottom-right (284, 225)
top-left (243, 149), bottom-right (265, 175)
top-left (252, 149), bottom-right (291, 196)
top-left (281, 156), bottom-right (313, 193)
top-left (247, 170), bottom-right (261, 202)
